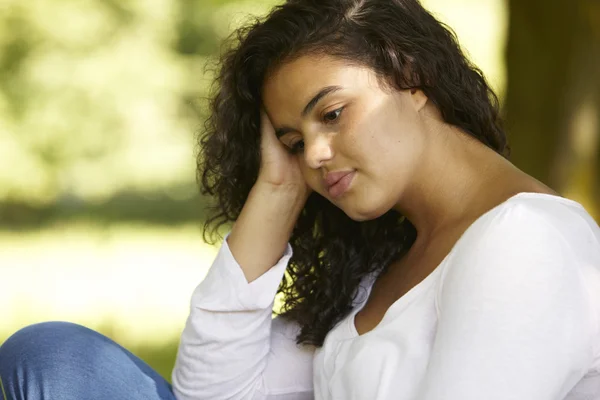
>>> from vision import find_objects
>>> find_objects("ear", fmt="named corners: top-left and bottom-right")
top-left (409, 88), bottom-right (428, 112)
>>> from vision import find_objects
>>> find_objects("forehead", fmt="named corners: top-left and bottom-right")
top-left (261, 54), bottom-right (377, 114)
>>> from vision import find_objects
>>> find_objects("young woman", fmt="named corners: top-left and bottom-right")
top-left (1, 0), bottom-right (599, 399)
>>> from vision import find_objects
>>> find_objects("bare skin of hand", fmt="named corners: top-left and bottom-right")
top-left (257, 109), bottom-right (311, 201)
top-left (227, 110), bottom-right (311, 282)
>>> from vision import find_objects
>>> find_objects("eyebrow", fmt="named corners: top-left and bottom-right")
top-left (275, 85), bottom-right (343, 138)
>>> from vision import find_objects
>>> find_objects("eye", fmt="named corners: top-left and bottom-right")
top-left (323, 107), bottom-right (343, 123)
top-left (288, 139), bottom-right (305, 154)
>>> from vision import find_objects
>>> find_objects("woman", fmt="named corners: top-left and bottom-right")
top-left (1, 0), bottom-right (598, 399)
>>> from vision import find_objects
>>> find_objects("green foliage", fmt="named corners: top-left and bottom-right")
top-left (0, 0), bottom-right (276, 211)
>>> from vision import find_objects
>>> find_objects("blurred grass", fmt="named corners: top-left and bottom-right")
top-left (0, 223), bottom-right (219, 382)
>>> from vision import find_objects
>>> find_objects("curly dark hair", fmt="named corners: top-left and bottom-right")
top-left (199, 0), bottom-right (509, 347)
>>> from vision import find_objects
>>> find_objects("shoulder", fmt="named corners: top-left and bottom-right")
top-left (452, 192), bottom-right (599, 261)
top-left (434, 193), bottom-right (600, 367)
top-left (435, 192), bottom-right (599, 310)
top-left (435, 193), bottom-right (600, 353)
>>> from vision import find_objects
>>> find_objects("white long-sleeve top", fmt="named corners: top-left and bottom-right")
top-left (172, 192), bottom-right (600, 400)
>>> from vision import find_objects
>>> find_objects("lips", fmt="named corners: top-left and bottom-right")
top-left (324, 171), bottom-right (353, 187)
top-left (324, 170), bottom-right (355, 198)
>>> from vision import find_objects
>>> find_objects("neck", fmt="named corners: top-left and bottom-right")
top-left (393, 124), bottom-right (515, 242)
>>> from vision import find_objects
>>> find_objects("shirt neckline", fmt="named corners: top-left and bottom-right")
top-left (346, 257), bottom-right (447, 339)
top-left (341, 191), bottom-right (584, 339)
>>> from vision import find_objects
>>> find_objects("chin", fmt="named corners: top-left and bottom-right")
top-left (340, 200), bottom-right (391, 222)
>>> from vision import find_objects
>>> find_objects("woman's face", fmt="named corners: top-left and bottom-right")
top-left (262, 53), bottom-right (430, 221)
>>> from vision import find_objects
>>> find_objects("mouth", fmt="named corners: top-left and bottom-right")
top-left (325, 170), bottom-right (355, 199)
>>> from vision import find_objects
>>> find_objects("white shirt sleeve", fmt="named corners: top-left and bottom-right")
top-left (417, 202), bottom-right (597, 400)
top-left (172, 236), bottom-right (315, 400)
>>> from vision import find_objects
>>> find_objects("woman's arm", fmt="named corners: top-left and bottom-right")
top-left (172, 232), bottom-right (314, 400)
top-left (172, 182), bottom-right (313, 400)
top-left (417, 203), bottom-right (597, 400)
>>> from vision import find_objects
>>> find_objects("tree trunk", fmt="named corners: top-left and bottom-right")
top-left (504, 0), bottom-right (600, 197)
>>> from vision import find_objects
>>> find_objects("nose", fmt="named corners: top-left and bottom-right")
top-left (304, 134), bottom-right (333, 169)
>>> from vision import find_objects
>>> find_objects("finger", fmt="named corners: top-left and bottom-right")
top-left (260, 108), bottom-right (276, 137)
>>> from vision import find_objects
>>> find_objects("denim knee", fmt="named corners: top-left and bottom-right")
top-left (1, 321), bottom-right (85, 368)
top-left (0, 321), bottom-right (175, 400)
top-left (0, 321), bottom-right (100, 370)
top-left (0, 322), bottom-right (105, 395)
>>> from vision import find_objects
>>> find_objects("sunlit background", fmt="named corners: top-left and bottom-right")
top-left (1, 0), bottom-right (598, 381)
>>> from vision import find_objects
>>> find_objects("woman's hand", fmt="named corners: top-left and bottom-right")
top-left (227, 110), bottom-right (311, 282)
top-left (256, 109), bottom-right (311, 199)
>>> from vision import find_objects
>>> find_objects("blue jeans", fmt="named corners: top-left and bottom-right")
top-left (0, 321), bottom-right (176, 400)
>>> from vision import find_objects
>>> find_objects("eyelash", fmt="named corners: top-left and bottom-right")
top-left (287, 107), bottom-right (344, 154)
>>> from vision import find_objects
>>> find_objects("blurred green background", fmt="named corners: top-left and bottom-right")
top-left (1, 0), bottom-right (598, 382)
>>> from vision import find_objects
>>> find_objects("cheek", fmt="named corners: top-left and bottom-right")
top-left (300, 164), bottom-right (323, 191)
top-left (361, 116), bottom-right (424, 168)
top-left (349, 129), bottom-right (396, 167)
top-left (343, 110), bottom-right (393, 156)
